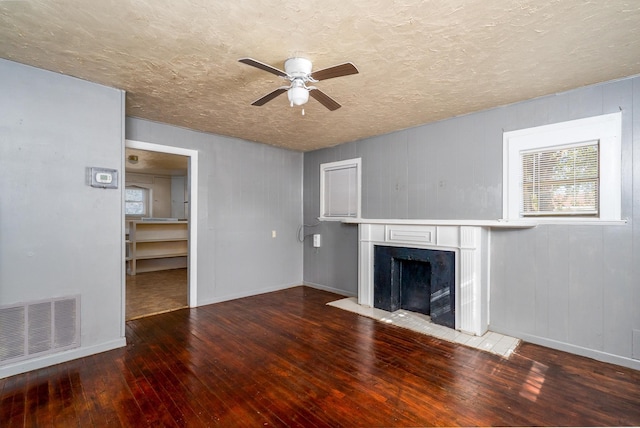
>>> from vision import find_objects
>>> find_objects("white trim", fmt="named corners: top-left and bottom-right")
top-left (119, 90), bottom-right (127, 340)
top-left (319, 157), bottom-right (361, 220)
top-left (490, 326), bottom-right (640, 371)
top-left (125, 139), bottom-right (199, 307)
top-left (0, 338), bottom-right (126, 379)
top-left (502, 112), bottom-right (622, 223)
top-left (499, 218), bottom-right (627, 226)
top-left (343, 217), bottom-right (536, 228)
top-left (303, 281), bottom-right (357, 297)
top-left (196, 281), bottom-right (303, 307)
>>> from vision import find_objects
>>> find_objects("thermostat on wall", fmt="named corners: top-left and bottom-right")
top-left (89, 167), bottom-right (118, 189)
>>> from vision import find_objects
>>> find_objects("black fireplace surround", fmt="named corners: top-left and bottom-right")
top-left (373, 245), bottom-right (455, 328)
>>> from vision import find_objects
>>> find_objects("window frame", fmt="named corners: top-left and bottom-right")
top-left (502, 112), bottom-right (622, 224)
top-left (319, 157), bottom-right (362, 221)
top-left (125, 185), bottom-right (152, 218)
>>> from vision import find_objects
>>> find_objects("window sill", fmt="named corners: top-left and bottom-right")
top-left (499, 218), bottom-right (628, 226)
top-left (319, 216), bottom-right (358, 222)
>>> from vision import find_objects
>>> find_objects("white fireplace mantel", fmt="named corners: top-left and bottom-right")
top-left (343, 218), bottom-right (536, 228)
top-left (349, 219), bottom-right (533, 336)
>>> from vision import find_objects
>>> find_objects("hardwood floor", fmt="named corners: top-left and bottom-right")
top-left (2, 286), bottom-right (639, 427)
top-left (126, 268), bottom-right (188, 320)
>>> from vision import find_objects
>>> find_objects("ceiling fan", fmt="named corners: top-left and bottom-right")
top-left (238, 57), bottom-right (359, 112)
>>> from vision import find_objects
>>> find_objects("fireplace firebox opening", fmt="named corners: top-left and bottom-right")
top-left (373, 245), bottom-right (455, 329)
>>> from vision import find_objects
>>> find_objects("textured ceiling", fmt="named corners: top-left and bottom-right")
top-left (125, 148), bottom-right (188, 176)
top-left (1, 1), bottom-right (639, 151)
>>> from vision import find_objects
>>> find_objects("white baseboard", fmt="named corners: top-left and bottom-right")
top-left (197, 282), bottom-right (356, 307)
top-left (197, 281), bottom-right (304, 307)
top-left (490, 326), bottom-right (640, 371)
top-left (0, 337), bottom-right (127, 379)
top-left (302, 281), bottom-right (356, 297)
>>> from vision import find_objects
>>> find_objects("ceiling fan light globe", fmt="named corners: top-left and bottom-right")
top-left (288, 86), bottom-right (309, 106)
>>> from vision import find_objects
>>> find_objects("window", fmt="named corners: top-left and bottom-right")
top-left (521, 141), bottom-right (599, 216)
top-left (320, 158), bottom-right (361, 220)
top-left (503, 112), bottom-right (621, 223)
top-left (125, 186), bottom-right (151, 217)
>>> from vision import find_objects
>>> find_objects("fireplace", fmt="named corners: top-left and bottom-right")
top-left (354, 221), bottom-right (492, 336)
top-left (374, 245), bottom-right (455, 328)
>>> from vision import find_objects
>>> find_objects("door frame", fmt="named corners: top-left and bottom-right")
top-left (124, 139), bottom-right (199, 308)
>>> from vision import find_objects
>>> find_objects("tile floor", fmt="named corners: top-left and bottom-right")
top-left (327, 297), bottom-right (520, 358)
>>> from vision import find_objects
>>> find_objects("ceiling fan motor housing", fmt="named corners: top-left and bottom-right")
top-left (284, 58), bottom-right (313, 106)
top-left (284, 57), bottom-right (313, 78)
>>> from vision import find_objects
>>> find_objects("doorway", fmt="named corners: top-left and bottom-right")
top-left (123, 140), bottom-right (198, 321)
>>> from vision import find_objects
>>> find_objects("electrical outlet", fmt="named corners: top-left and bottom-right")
top-left (271, 230), bottom-right (277, 238)
top-left (313, 234), bottom-right (321, 248)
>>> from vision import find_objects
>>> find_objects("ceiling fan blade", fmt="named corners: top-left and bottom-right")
top-left (238, 58), bottom-right (288, 77)
top-left (310, 62), bottom-right (359, 81)
top-left (251, 86), bottom-right (289, 106)
top-left (309, 88), bottom-right (341, 111)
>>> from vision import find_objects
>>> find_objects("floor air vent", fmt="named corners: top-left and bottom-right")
top-left (0, 296), bottom-right (80, 366)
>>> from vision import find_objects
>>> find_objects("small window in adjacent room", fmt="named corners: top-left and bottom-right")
top-left (503, 112), bottom-right (622, 223)
top-left (320, 158), bottom-right (361, 220)
top-left (125, 186), bottom-right (150, 217)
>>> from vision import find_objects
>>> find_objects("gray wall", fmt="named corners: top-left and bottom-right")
top-left (303, 75), bottom-right (640, 369)
top-left (2, 55), bottom-right (636, 374)
top-left (126, 118), bottom-right (303, 305)
top-left (302, 148), bottom-right (359, 296)
top-left (0, 58), bottom-right (303, 378)
top-left (0, 59), bottom-right (126, 377)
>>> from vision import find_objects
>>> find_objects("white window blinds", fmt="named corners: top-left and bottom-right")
top-left (323, 164), bottom-right (358, 217)
top-left (520, 141), bottom-right (599, 216)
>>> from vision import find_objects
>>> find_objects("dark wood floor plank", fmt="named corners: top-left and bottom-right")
top-left (129, 314), bottom-right (285, 427)
top-left (2, 286), bottom-right (640, 427)
top-left (77, 351), bottom-right (127, 427)
top-left (48, 365), bottom-right (80, 428)
top-left (0, 374), bottom-right (25, 428)
top-left (64, 362), bottom-right (97, 427)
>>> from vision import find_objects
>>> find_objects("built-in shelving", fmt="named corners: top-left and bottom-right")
top-left (126, 220), bottom-right (188, 275)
